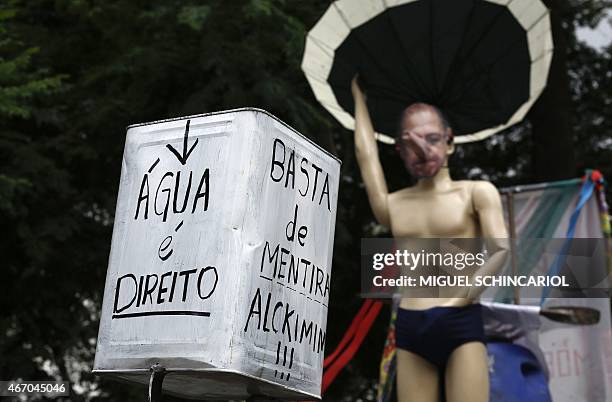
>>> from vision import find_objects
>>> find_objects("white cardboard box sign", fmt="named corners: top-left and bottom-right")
top-left (93, 108), bottom-right (341, 400)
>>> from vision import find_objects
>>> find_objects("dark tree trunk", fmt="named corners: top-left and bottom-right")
top-left (528, 0), bottom-right (576, 181)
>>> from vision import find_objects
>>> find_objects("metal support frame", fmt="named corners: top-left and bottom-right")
top-left (505, 192), bottom-right (521, 305)
top-left (148, 363), bottom-right (166, 402)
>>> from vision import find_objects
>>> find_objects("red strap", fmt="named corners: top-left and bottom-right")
top-left (323, 299), bottom-right (373, 369)
top-left (321, 301), bottom-right (383, 394)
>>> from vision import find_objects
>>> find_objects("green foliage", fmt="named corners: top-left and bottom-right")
top-left (177, 5), bottom-right (211, 31)
top-left (0, 2), bottom-right (64, 222)
top-left (0, 7), bottom-right (63, 118)
top-left (0, 47), bottom-right (63, 118)
top-left (565, 1), bottom-right (612, 201)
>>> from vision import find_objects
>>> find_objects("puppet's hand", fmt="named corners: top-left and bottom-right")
top-left (351, 75), bottom-right (366, 101)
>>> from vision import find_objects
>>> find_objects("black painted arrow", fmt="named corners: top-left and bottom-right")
top-left (166, 119), bottom-right (199, 165)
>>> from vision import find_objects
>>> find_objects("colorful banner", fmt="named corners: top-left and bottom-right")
top-left (377, 174), bottom-right (611, 402)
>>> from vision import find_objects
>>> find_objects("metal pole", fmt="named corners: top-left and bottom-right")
top-left (499, 178), bottom-right (581, 195)
top-left (505, 192), bottom-right (520, 305)
top-left (148, 363), bottom-right (166, 402)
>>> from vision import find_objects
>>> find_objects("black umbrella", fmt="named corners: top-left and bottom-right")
top-left (302, 0), bottom-right (553, 144)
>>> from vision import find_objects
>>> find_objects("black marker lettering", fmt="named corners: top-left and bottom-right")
top-left (142, 274), bottom-right (159, 305)
top-left (244, 288), bottom-right (262, 331)
top-left (192, 168), bottom-right (209, 213)
top-left (168, 272), bottom-right (178, 302)
top-left (285, 149), bottom-right (295, 189)
top-left (270, 138), bottom-right (285, 182)
top-left (320, 173), bottom-right (331, 211)
top-left (136, 275), bottom-right (144, 307)
top-left (134, 174), bottom-right (150, 220)
top-left (157, 271), bottom-right (172, 303)
top-left (279, 248), bottom-right (289, 279)
top-left (272, 301), bottom-right (283, 333)
top-left (173, 170), bottom-right (192, 213)
top-left (311, 163), bottom-right (322, 202)
top-left (197, 266), bottom-right (218, 300)
top-left (299, 157), bottom-right (309, 196)
top-left (114, 274), bottom-right (137, 314)
top-left (262, 291), bottom-right (272, 332)
top-left (154, 172), bottom-right (173, 222)
top-left (179, 269), bottom-right (197, 302)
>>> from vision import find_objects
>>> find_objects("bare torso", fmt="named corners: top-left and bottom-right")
top-left (389, 178), bottom-right (483, 309)
top-left (350, 77), bottom-right (506, 402)
top-left (389, 181), bottom-right (479, 238)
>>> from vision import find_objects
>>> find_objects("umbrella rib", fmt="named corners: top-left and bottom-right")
top-left (441, 3), bottom-right (531, 118)
top-left (384, 9), bottom-right (431, 100)
top-left (449, 0), bottom-right (548, 67)
top-left (348, 19), bottom-right (422, 102)
top-left (458, 29), bottom-right (532, 106)
top-left (526, 8), bottom-right (549, 32)
top-left (331, 2), bottom-right (409, 100)
top-left (331, 2), bottom-right (352, 32)
top-left (438, 0), bottom-right (478, 100)
top-left (362, 82), bottom-right (413, 103)
top-left (443, 2), bottom-right (549, 125)
top-left (429, 0), bottom-right (437, 93)
top-left (353, 44), bottom-right (415, 103)
top-left (448, 4), bottom-right (509, 79)
top-left (450, 50), bottom-right (516, 124)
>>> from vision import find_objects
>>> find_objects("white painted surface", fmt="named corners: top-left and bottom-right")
top-left (94, 109), bottom-right (340, 399)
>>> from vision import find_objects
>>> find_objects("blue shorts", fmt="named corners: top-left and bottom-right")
top-left (395, 303), bottom-right (486, 369)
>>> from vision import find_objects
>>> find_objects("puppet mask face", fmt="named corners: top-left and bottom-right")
top-left (396, 107), bottom-right (452, 179)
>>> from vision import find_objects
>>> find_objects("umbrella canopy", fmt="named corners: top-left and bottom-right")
top-left (302, 0), bottom-right (553, 144)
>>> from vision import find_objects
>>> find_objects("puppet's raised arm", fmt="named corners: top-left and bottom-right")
top-left (352, 77), bottom-right (390, 227)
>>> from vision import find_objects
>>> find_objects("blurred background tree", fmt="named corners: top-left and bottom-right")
top-left (0, 0), bottom-right (609, 401)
